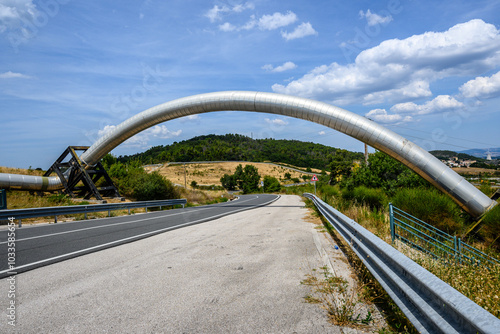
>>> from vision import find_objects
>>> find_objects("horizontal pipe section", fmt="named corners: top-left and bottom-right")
top-left (0, 91), bottom-right (495, 217)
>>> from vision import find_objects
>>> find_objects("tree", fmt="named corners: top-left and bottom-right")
top-left (342, 151), bottom-right (428, 193)
top-left (220, 174), bottom-right (237, 191)
top-left (263, 175), bottom-right (281, 192)
top-left (238, 165), bottom-right (261, 194)
top-left (222, 164), bottom-right (261, 194)
top-left (329, 149), bottom-right (354, 185)
top-left (190, 180), bottom-right (198, 189)
top-left (284, 172), bottom-right (291, 180)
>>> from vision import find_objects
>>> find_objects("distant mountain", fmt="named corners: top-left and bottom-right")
top-left (458, 148), bottom-right (500, 159)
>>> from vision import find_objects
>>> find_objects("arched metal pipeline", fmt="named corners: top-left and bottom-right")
top-left (0, 91), bottom-right (496, 217)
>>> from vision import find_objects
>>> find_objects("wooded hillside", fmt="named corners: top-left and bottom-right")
top-left (117, 134), bottom-right (364, 171)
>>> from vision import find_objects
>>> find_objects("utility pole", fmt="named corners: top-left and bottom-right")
top-left (184, 163), bottom-right (187, 188)
top-left (364, 143), bottom-right (369, 165)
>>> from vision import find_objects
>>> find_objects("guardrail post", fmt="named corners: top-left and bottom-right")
top-left (18, 219), bottom-right (22, 228)
top-left (389, 203), bottom-right (395, 243)
top-left (54, 215), bottom-right (57, 223)
top-left (146, 207), bottom-right (148, 213)
top-left (128, 208), bottom-right (131, 215)
top-left (108, 210), bottom-right (111, 217)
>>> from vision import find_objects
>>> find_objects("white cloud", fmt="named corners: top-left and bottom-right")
top-left (265, 118), bottom-right (288, 126)
top-left (281, 22), bottom-right (317, 40)
top-left (459, 70), bottom-right (500, 99)
top-left (390, 95), bottom-right (464, 115)
top-left (205, 5), bottom-right (228, 23)
top-left (365, 109), bottom-right (413, 124)
top-left (359, 9), bottom-right (392, 26)
top-left (205, 2), bottom-right (254, 23)
top-left (273, 19), bottom-right (500, 105)
top-left (219, 22), bottom-right (237, 32)
top-left (258, 11), bottom-right (297, 30)
top-left (98, 124), bottom-right (182, 148)
top-left (0, 0), bottom-right (38, 33)
top-left (262, 61), bottom-right (297, 73)
top-left (180, 115), bottom-right (200, 123)
top-left (318, 131), bottom-right (325, 135)
top-left (0, 71), bottom-right (31, 79)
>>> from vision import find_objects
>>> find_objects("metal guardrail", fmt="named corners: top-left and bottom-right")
top-left (0, 199), bottom-right (187, 227)
top-left (389, 203), bottom-right (499, 268)
top-left (303, 193), bottom-right (500, 334)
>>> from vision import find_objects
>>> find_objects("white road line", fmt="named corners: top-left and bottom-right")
top-left (0, 196), bottom-right (259, 245)
top-left (0, 195), bottom-right (278, 276)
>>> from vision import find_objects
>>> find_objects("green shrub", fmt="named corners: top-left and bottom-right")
top-left (131, 172), bottom-right (179, 201)
top-left (263, 175), bottom-right (281, 193)
top-left (352, 186), bottom-right (387, 211)
top-left (477, 205), bottom-right (500, 249)
top-left (391, 188), bottom-right (464, 234)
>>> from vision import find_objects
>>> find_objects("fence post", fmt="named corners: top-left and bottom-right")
top-left (389, 203), bottom-right (395, 243)
top-left (458, 237), bottom-right (462, 264)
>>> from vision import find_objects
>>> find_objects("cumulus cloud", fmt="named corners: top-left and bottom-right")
top-left (390, 95), bottom-right (464, 115)
top-left (205, 2), bottom-right (254, 23)
top-left (272, 19), bottom-right (500, 105)
top-left (209, 6), bottom-right (316, 40)
top-left (265, 118), bottom-right (288, 126)
top-left (98, 124), bottom-right (182, 148)
top-left (281, 22), bottom-right (317, 40)
top-left (318, 131), bottom-right (326, 135)
top-left (0, 71), bottom-right (30, 79)
top-left (359, 9), bottom-right (392, 26)
top-left (262, 61), bottom-right (297, 73)
top-left (0, 0), bottom-right (38, 33)
top-left (219, 22), bottom-right (237, 32)
top-left (459, 70), bottom-right (500, 99)
top-left (365, 109), bottom-right (412, 124)
top-left (258, 11), bottom-right (297, 30)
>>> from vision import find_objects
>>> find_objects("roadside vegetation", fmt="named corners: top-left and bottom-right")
top-left (285, 150), bottom-right (500, 325)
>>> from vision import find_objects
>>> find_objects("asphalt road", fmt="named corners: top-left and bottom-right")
top-left (0, 194), bottom-right (279, 278)
top-left (0, 195), bottom-right (352, 333)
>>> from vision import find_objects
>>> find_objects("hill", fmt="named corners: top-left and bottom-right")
top-left (429, 150), bottom-right (480, 161)
top-left (118, 134), bottom-right (364, 171)
top-left (459, 147), bottom-right (500, 159)
top-left (154, 161), bottom-right (321, 187)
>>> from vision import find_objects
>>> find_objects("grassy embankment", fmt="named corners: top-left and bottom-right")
top-left (285, 182), bottom-right (500, 322)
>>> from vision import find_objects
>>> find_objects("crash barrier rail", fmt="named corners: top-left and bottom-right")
top-left (303, 193), bottom-right (499, 334)
top-left (0, 199), bottom-right (187, 227)
top-left (0, 189), bottom-right (6, 210)
top-left (389, 203), bottom-right (499, 268)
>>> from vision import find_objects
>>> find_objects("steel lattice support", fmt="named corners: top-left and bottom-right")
top-left (44, 146), bottom-right (121, 201)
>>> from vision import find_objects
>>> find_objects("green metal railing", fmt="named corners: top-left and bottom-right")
top-left (389, 203), bottom-right (499, 268)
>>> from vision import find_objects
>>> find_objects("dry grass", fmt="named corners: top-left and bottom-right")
top-left (156, 162), bottom-right (318, 187)
top-left (321, 195), bottom-right (500, 320)
top-left (0, 166), bottom-right (44, 176)
top-left (393, 241), bottom-right (500, 318)
top-left (302, 266), bottom-right (375, 328)
top-left (452, 167), bottom-right (498, 175)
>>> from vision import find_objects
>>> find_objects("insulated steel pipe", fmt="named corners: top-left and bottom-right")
top-left (0, 91), bottom-right (496, 217)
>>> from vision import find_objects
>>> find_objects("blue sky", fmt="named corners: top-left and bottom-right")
top-left (1, 0), bottom-right (500, 168)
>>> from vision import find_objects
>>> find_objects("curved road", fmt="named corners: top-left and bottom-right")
top-left (0, 194), bottom-right (279, 278)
